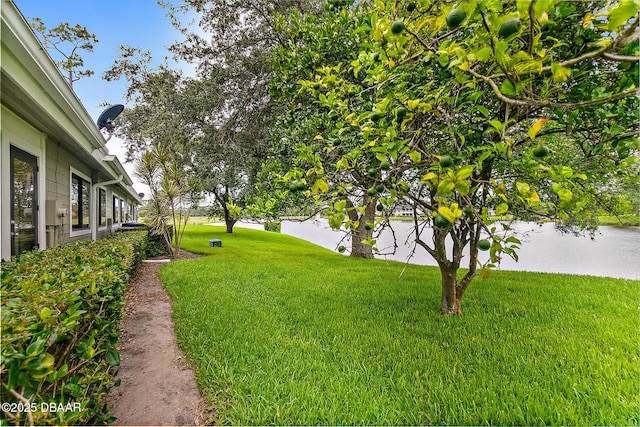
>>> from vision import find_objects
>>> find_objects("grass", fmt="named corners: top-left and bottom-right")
top-left (159, 225), bottom-right (639, 426)
top-left (597, 214), bottom-right (640, 227)
top-left (186, 216), bottom-right (219, 225)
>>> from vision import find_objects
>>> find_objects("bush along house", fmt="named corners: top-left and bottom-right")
top-left (1, 1), bottom-right (142, 260)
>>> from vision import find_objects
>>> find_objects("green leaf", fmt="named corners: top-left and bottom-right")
top-left (500, 79), bottom-right (516, 96)
top-left (559, 166), bottom-right (574, 178)
top-left (495, 203), bottom-right (509, 215)
top-left (438, 54), bottom-right (449, 67)
top-left (455, 180), bottom-right (471, 195)
top-left (57, 364), bottom-right (69, 378)
top-left (26, 339), bottom-right (45, 357)
top-left (329, 215), bottom-right (341, 230)
top-left (455, 165), bottom-right (474, 179)
top-left (488, 120), bottom-right (504, 132)
top-left (407, 99), bottom-right (420, 110)
top-left (409, 151), bottom-right (422, 163)
top-left (505, 236), bottom-right (522, 245)
top-left (84, 346), bottom-right (96, 359)
top-left (558, 188), bottom-right (573, 202)
top-left (41, 353), bottom-right (55, 369)
top-left (551, 62), bottom-right (572, 82)
top-left (421, 172), bottom-right (437, 182)
top-left (106, 347), bottom-right (121, 367)
top-left (608, 0), bottom-right (639, 32)
top-left (31, 354), bottom-right (55, 379)
top-left (516, 182), bottom-right (530, 195)
top-left (39, 307), bottom-right (53, 321)
top-left (493, 40), bottom-right (509, 65)
top-left (437, 179), bottom-right (456, 195)
top-left (438, 206), bottom-right (460, 224)
top-left (609, 124), bottom-right (625, 136)
top-left (312, 179), bottom-right (329, 194)
top-left (476, 105), bottom-right (490, 117)
top-left (475, 47), bottom-right (492, 61)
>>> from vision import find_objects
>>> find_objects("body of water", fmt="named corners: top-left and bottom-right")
top-left (260, 219), bottom-right (640, 280)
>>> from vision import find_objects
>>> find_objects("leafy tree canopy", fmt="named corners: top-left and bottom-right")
top-left (269, 0), bottom-right (639, 314)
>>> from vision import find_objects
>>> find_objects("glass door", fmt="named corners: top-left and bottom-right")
top-left (10, 146), bottom-right (38, 255)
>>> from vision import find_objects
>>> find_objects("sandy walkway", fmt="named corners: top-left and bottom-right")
top-left (106, 257), bottom-right (212, 425)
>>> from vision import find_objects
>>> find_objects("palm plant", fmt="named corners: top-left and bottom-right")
top-left (135, 148), bottom-right (201, 257)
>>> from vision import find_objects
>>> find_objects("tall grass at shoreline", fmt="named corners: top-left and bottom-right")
top-left (160, 225), bottom-right (639, 425)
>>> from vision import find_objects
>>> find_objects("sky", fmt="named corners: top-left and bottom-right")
top-left (12, 0), bottom-right (197, 194)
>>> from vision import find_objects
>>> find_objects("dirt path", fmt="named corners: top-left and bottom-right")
top-left (107, 256), bottom-right (212, 425)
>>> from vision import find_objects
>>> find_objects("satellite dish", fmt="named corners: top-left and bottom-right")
top-left (97, 104), bottom-right (124, 141)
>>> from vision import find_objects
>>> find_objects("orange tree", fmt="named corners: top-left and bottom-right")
top-left (270, 0), bottom-right (639, 314)
top-left (269, 3), bottom-right (390, 258)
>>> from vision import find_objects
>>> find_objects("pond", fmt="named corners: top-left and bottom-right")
top-left (260, 219), bottom-right (640, 280)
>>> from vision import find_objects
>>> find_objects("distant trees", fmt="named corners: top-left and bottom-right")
top-left (29, 17), bottom-right (98, 88)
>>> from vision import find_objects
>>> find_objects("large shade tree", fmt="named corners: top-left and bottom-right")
top-left (272, 0), bottom-right (639, 314)
top-left (103, 47), bottom-right (258, 234)
top-left (104, 56), bottom-right (203, 254)
top-left (160, 0), bottom-right (326, 232)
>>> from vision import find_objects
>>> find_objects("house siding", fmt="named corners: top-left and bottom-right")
top-left (42, 138), bottom-right (139, 246)
top-left (1, 1), bottom-right (141, 260)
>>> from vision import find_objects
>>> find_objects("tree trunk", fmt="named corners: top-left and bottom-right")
top-left (219, 194), bottom-right (237, 233)
top-left (223, 208), bottom-right (236, 234)
top-left (350, 198), bottom-right (376, 259)
top-left (440, 265), bottom-right (462, 315)
top-left (351, 229), bottom-right (374, 258)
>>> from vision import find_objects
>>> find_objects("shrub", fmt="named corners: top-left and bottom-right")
top-left (144, 226), bottom-right (171, 257)
top-left (0, 231), bottom-right (146, 425)
top-left (264, 222), bottom-right (281, 233)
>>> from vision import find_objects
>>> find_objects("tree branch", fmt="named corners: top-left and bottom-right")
top-left (602, 52), bottom-right (640, 63)
top-left (469, 68), bottom-right (640, 109)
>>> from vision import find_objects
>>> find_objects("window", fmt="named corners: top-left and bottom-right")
top-left (113, 196), bottom-right (120, 223)
top-left (10, 146), bottom-right (38, 254)
top-left (98, 189), bottom-right (106, 226)
top-left (71, 173), bottom-right (91, 230)
top-left (119, 198), bottom-right (124, 223)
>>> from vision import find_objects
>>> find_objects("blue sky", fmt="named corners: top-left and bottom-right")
top-left (13, 0), bottom-right (197, 191)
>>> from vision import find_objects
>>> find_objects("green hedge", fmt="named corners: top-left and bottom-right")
top-left (144, 226), bottom-right (171, 257)
top-left (0, 231), bottom-right (147, 425)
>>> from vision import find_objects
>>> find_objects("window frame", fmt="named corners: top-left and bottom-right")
top-left (70, 169), bottom-right (91, 236)
top-left (113, 195), bottom-right (120, 224)
top-left (98, 188), bottom-right (107, 227)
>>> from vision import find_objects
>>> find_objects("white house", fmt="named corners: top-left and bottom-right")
top-left (1, 0), bottom-right (143, 260)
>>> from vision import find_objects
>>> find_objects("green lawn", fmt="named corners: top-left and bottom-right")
top-left (597, 214), bottom-right (640, 227)
top-left (159, 225), bottom-right (639, 426)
